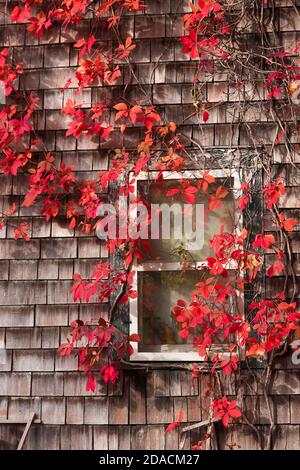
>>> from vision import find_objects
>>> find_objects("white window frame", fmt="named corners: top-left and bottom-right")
top-left (129, 169), bottom-right (243, 362)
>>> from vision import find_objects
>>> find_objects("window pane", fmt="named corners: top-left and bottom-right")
top-left (137, 178), bottom-right (235, 262)
top-left (138, 270), bottom-right (198, 352)
top-left (137, 269), bottom-right (237, 353)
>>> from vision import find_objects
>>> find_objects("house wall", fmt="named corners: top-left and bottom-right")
top-left (0, 0), bottom-right (300, 450)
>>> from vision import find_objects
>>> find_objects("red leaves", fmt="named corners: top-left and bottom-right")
top-left (267, 260), bottom-right (284, 277)
top-left (90, 123), bottom-right (114, 140)
top-left (266, 86), bottom-right (282, 100)
top-left (246, 299), bottom-right (300, 356)
top-left (104, 66), bottom-right (121, 84)
top-left (62, 98), bottom-right (77, 116)
top-left (158, 121), bottom-right (176, 136)
top-left (91, 103), bottom-right (106, 119)
top-left (100, 149), bottom-right (129, 191)
top-left (165, 411), bottom-right (184, 432)
top-left (191, 441), bottom-right (203, 450)
top-left (115, 36), bottom-right (136, 59)
top-left (100, 363), bottom-right (119, 384)
top-left (133, 151), bottom-right (150, 176)
top-left (180, 30), bottom-right (199, 59)
top-left (252, 234), bottom-right (275, 250)
top-left (263, 179), bottom-right (285, 209)
top-left (70, 274), bottom-right (86, 302)
top-left (11, 5), bottom-right (31, 24)
top-left (27, 12), bottom-right (52, 37)
top-left (170, 226), bottom-right (286, 362)
top-left (246, 343), bottom-right (265, 358)
top-left (21, 154), bottom-right (74, 209)
top-left (197, 171), bottom-right (215, 192)
top-left (41, 199), bottom-right (60, 222)
top-left (123, 0), bottom-right (145, 10)
top-left (238, 182), bottom-right (250, 211)
top-left (278, 213), bottom-right (297, 232)
top-left (10, 116), bottom-right (32, 137)
top-left (14, 222), bottom-right (30, 241)
top-left (58, 340), bottom-right (73, 357)
top-left (172, 294), bottom-right (213, 349)
top-left (107, 15), bottom-right (121, 28)
top-left (180, 0), bottom-right (227, 60)
top-left (184, 185), bottom-right (199, 204)
top-left (219, 356), bottom-right (238, 376)
top-left (213, 397), bottom-right (241, 427)
top-left (66, 112), bottom-right (88, 139)
top-left (0, 149), bottom-right (32, 176)
top-left (114, 102), bottom-right (143, 124)
top-left (59, 278), bottom-right (140, 388)
top-left (208, 186), bottom-right (229, 210)
top-left (239, 194), bottom-right (249, 211)
top-left (75, 55), bottom-right (109, 89)
top-left (166, 183), bottom-right (198, 203)
top-left (5, 0), bottom-right (300, 416)
top-left (143, 106), bottom-right (161, 131)
top-left (0, 49), bottom-right (23, 96)
top-left (113, 103), bottom-right (160, 135)
top-left (62, 99), bottom-right (113, 140)
top-left (74, 35), bottom-right (96, 59)
top-left (207, 257), bottom-right (226, 275)
top-left (70, 262), bottom-right (133, 305)
top-left (281, 218), bottom-right (297, 231)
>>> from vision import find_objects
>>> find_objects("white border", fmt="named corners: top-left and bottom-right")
top-left (129, 169), bottom-right (242, 362)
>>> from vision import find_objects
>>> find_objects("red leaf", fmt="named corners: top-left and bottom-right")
top-left (222, 412), bottom-right (229, 427)
top-left (166, 188), bottom-right (180, 197)
top-left (185, 192), bottom-right (196, 203)
top-left (6, 203), bottom-right (16, 216)
top-left (282, 218), bottom-right (297, 232)
top-left (228, 408), bottom-right (242, 419)
top-left (128, 333), bottom-right (141, 342)
top-left (165, 411), bottom-right (184, 432)
top-left (165, 422), bottom-right (178, 432)
top-left (113, 103), bottom-right (128, 111)
top-left (69, 217), bottom-right (76, 229)
top-left (100, 363), bottom-right (119, 384)
top-left (58, 341), bottom-right (73, 357)
top-left (86, 373), bottom-right (96, 392)
top-left (185, 185), bottom-right (198, 194)
top-left (239, 194), bottom-right (249, 211)
top-left (216, 186), bottom-right (229, 199)
top-left (203, 110), bottom-right (209, 123)
top-left (275, 130), bottom-right (284, 145)
top-left (115, 36), bottom-right (136, 59)
top-left (267, 261), bottom-right (284, 277)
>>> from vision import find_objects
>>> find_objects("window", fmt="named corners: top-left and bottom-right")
top-left (129, 169), bottom-right (242, 361)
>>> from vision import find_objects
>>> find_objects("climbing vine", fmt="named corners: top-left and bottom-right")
top-left (1, 0), bottom-right (300, 450)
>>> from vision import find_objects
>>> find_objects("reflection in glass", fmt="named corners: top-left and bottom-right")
top-left (138, 269), bottom-right (236, 353)
top-left (137, 178), bottom-right (235, 262)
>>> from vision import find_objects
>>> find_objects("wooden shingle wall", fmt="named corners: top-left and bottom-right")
top-left (0, 0), bottom-right (300, 450)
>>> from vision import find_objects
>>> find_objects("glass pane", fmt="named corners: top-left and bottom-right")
top-left (137, 178), bottom-right (235, 262)
top-left (137, 269), bottom-right (236, 353)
